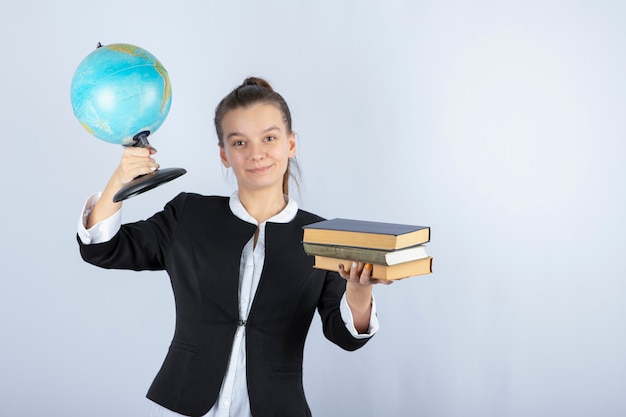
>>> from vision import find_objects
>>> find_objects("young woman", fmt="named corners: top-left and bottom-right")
top-left (77, 77), bottom-right (388, 417)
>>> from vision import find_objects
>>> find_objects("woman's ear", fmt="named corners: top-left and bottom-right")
top-left (219, 145), bottom-right (231, 168)
top-left (288, 132), bottom-right (297, 158)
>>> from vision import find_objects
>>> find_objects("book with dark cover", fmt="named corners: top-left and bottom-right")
top-left (303, 243), bottom-right (429, 266)
top-left (313, 255), bottom-right (433, 280)
top-left (303, 218), bottom-right (430, 250)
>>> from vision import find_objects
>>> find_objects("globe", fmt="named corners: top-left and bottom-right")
top-left (70, 43), bottom-right (172, 145)
top-left (70, 42), bottom-right (185, 202)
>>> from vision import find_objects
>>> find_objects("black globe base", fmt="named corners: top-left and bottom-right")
top-left (112, 130), bottom-right (186, 202)
top-left (113, 167), bottom-right (187, 202)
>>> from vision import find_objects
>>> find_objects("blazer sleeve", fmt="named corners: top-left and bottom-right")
top-left (77, 192), bottom-right (187, 271)
top-left (316, 269), bottom-right (372, 351)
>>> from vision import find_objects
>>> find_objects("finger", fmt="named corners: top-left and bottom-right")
top-left (338, 262), bottom-right (360, 281)
top-left (131, 163), bottom-right (159, 176)
top-left (359, 263), bottom-right (373, 285)
top-left (370, 278), bottom-right (394, 285)
top-left (337, 263), bottom-right (352, 280)
top-left (350, 261), bottom-right (368, 281)
top-left (337, 263), bottom-right (346, 279)
top-left (124, 158), bottom-right (158, 173)
top-left (117, 160), bottom-right (159, 184)
top-left (122, 149), bottom-right (159, 168)
top-left (123, 146), bottom-right (153, 158)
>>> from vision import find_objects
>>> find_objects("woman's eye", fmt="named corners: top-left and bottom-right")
top-left (265, 136), bottom-right (276, 142)
top-left (233, 140), bottom-right (245, 147)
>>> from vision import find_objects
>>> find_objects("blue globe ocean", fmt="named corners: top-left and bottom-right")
top-left (70, 43), bottom-right (172, 145)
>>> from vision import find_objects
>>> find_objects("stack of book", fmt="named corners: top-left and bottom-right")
top-left (302, 218), bottom-right (432, 281)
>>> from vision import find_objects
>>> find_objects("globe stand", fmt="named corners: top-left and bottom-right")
top-left (113, 131), bottom-right (186, 202)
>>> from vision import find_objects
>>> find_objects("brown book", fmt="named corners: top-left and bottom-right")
top-left (303, 242), bottom-right (429, 266)
top-left (303, 218), bottom-right (430, 250)
top-left (313, 255), bottom-right (433, 281)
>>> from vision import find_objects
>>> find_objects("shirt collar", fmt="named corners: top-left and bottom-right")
top-left (228, 191), bottom-right (299, 226)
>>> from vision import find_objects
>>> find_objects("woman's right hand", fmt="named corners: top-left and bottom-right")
top-left (86, 146), bottom-right (159, 228)
top-left (113, 146), bottom-right (160, 187)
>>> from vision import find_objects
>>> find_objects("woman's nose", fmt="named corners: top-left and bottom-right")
top-left (249, 143), bottom-right (266, 161)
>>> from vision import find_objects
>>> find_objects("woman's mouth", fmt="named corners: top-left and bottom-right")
top-left (248, 165), bottom-right (272, 174)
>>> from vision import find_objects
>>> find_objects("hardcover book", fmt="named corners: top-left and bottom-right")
top-left (303, 242), bottom-right (429, 266)
top-left (303, 218), bottom-right (430, 250)
top-left (313, 255), bottom-right (433, 280)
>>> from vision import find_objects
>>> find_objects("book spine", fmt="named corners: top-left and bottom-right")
top-left (303, 244), bottom-right (387, 264)
top-left (303, 229), bottom-right (398, 250)
top-left (313, 256), bottom-right (433, 280)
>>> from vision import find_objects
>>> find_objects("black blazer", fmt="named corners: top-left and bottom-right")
top-left (78, 193), bottom-right (370, 417)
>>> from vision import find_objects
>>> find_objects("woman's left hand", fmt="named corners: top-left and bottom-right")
top-left (337, 261), bottom-right (393, 286)
top-left (338, 262), bottom-right (391, 334)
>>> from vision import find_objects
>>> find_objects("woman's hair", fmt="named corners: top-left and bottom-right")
top-left (214, 77), bottom-right (299, 195)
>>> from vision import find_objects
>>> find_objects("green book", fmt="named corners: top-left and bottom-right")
top-left (303, 242), bottom-right (429, 266)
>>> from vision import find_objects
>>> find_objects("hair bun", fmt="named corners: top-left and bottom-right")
top-left (242, 77), bottom-right (273, 91)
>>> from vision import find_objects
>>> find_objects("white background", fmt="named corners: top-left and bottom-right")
top-left (1, 1), bottom-right (625, 416)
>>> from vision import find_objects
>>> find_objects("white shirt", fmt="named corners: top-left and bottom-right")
top-left (78, 192), bottom-right (379, 417)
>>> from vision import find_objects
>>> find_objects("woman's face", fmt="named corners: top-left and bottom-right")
top-left (219, 103), bottom-right (296, 193)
